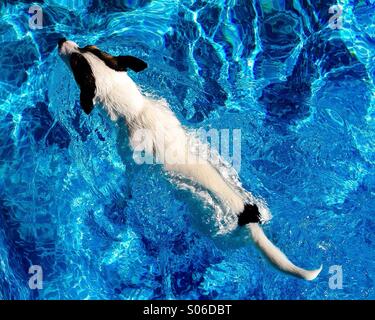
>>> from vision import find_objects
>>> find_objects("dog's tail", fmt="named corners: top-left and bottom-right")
top-left (247, 223), bottom-right (323, 280)
top-left (162, 131), bottom-right (322, 280)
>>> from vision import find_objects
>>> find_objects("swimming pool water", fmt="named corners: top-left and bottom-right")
top-left (0, 0), bottom-right (374, 300)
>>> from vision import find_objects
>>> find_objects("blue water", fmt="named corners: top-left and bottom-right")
top-left (0, 0), bottom-right (374, 300)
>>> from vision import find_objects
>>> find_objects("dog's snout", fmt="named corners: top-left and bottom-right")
top-left (58, 37), bottom-right (67, 48)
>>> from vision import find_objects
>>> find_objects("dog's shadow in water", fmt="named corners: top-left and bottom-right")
top-left (114, 122), bottom-right (250, 250)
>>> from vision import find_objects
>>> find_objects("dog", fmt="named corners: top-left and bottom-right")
top-left (58, 38), bottom-right (322, 280)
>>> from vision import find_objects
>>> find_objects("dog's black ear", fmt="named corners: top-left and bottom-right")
top-left (69, 52), bottom-right (96, 115)
top-left (116, 56), bottom-right (147, 72)
top-left (80, 45), bottom-right (147, 73)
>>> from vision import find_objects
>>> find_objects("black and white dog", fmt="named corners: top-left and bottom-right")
top-left (58, 38), bottom-right (322, 280)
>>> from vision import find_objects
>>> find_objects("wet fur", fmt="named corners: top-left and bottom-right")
top-left (58, 39), bottom-right (322, 280)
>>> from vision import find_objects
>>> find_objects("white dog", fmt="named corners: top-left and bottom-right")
top-left (58, 38), bottom-right (322, 280)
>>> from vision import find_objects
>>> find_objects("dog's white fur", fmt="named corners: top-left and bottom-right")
top-left (59, 40), bottom-right (322, 280)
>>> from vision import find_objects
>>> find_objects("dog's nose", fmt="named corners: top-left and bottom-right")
top-left (58, 37), bottom-right (67, 48)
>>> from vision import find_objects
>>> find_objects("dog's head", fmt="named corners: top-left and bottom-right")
top-left (58, 37), bottom-right (79, 60)
top-left (57, 38), bottom-right (147, 115)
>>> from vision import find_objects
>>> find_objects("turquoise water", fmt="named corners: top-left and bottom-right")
top-left (0, 0), bottom-right (374, 299)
